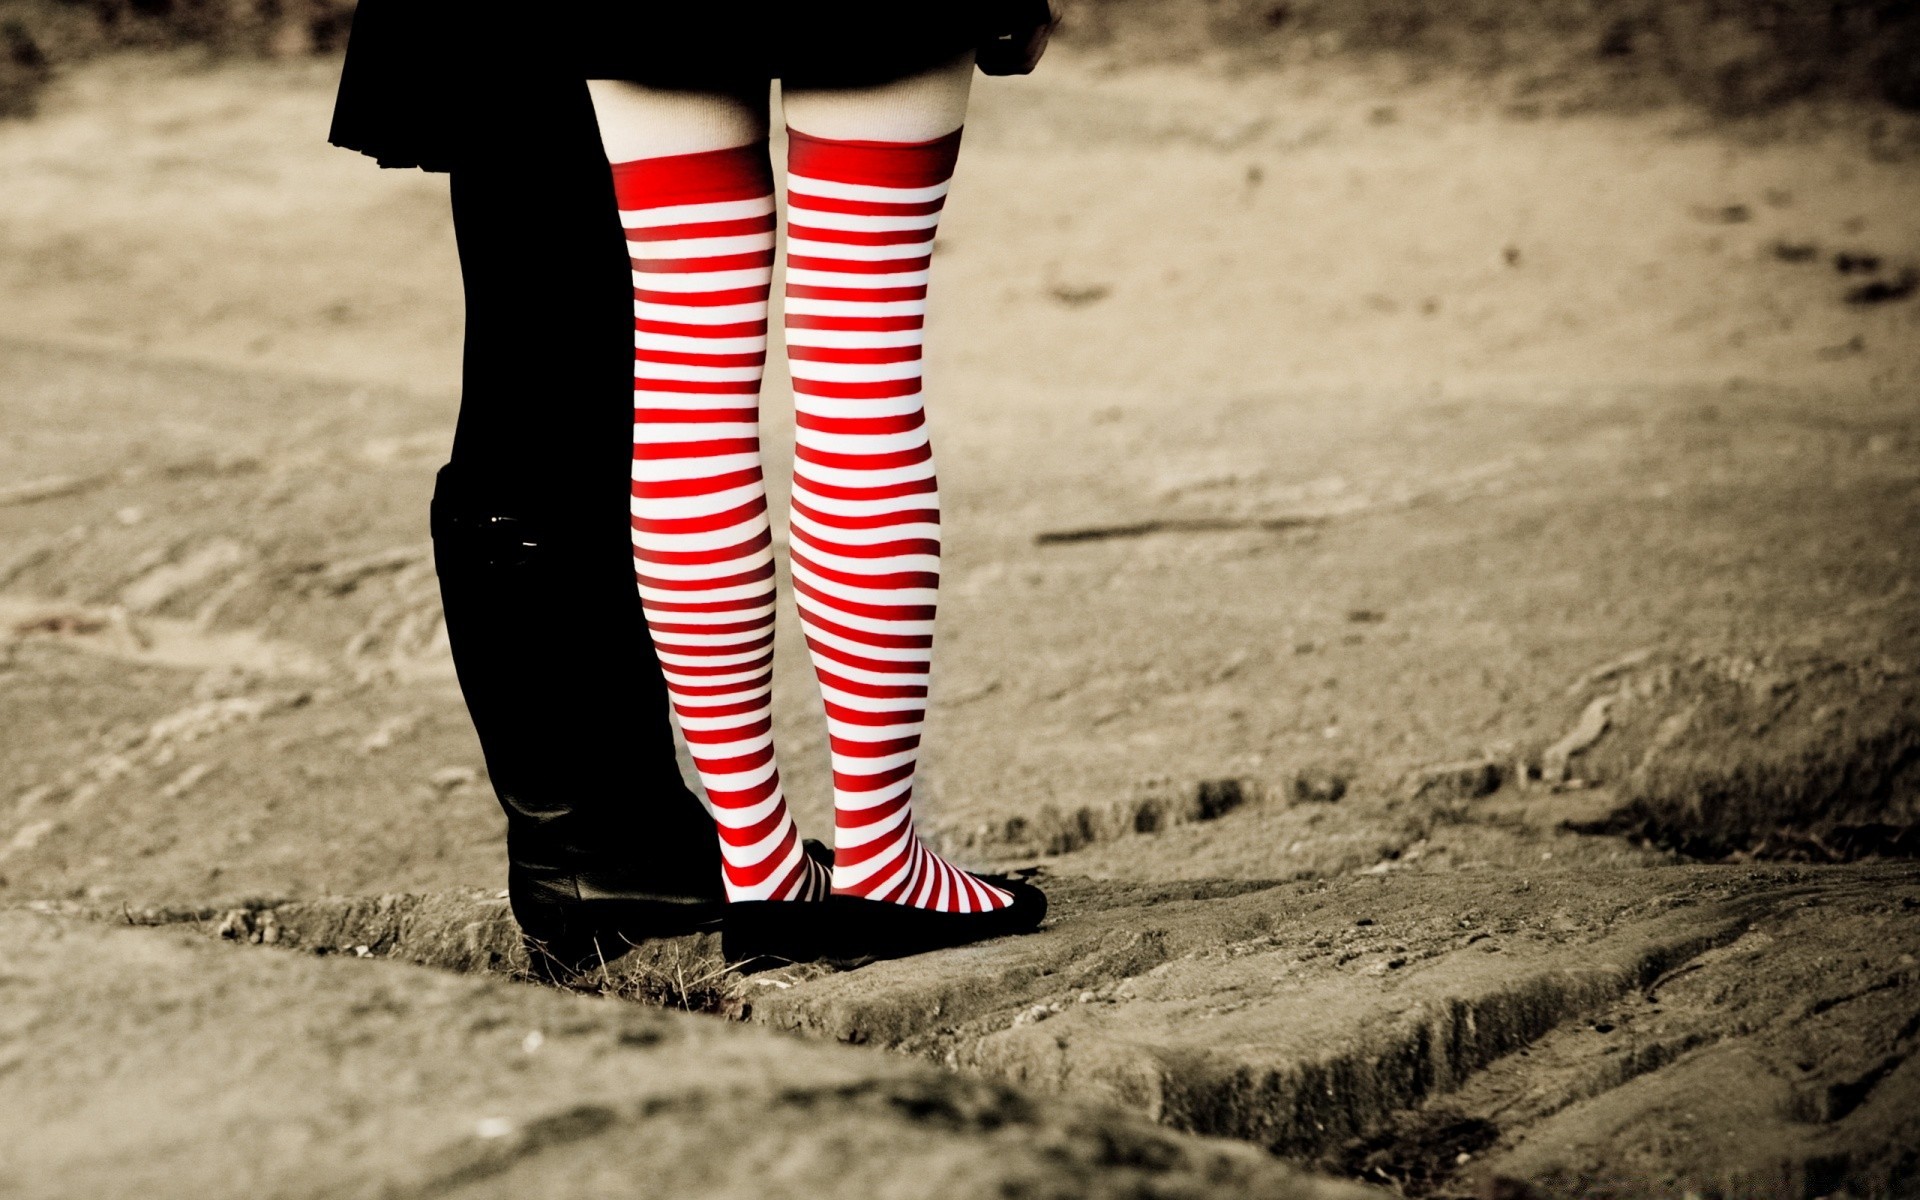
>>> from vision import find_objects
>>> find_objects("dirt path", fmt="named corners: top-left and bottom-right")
top-left (49, 861), bottom-right (1919, 1197)
top-left (1, 906), bottom-right (1376, 1199)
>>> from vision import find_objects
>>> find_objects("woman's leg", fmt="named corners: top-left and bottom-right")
top-left (779, 56), bottom-right (1014, 912)
top-left (588, 79), bottom-right (831, 903)
top-left (437, 77), bottom-right (723, 952)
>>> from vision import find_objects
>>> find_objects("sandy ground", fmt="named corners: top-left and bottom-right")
top-left (1, 45), bottom-right (1918, 1198)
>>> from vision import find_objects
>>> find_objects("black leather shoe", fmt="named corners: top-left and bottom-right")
top-left (722, 875), bottom-right (1048, 969)
top-left (511, 859), bottom-right (725, 978)
top-left (517, 839), bottom-right (839, 977)
top-left (507, 837), bottom-right (730, 946)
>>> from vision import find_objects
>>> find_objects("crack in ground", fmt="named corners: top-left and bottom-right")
top-left (932, 775), bottom-right (1283, 861)
top-left (53, 867), bottom-right (1920, 1197)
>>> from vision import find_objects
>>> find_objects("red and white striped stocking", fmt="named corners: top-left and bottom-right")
top-left (784, 127), bottom-right (1012, 913)
top-left (617, 143), bottom-right (831, 904)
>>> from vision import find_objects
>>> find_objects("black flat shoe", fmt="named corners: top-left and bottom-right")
top-left (722, 876), bottom-right (1048, 969)
top-left (697, 839), bottom-right (836, 964)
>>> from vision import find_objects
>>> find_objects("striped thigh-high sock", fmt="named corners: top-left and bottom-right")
top-left (616, 142), bottom-right (831, 903)
top-left (783, 126), bottom-right (1011, 913)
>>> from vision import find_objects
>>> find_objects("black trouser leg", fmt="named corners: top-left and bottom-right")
top-left (432, 78), bottom-right (721, 941)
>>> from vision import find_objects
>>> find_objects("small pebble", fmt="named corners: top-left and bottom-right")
top-left (429, 766), bottom-right (478, 791)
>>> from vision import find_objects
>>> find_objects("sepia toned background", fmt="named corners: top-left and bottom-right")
top-left (1, 2), bottom-right (1917, 1196)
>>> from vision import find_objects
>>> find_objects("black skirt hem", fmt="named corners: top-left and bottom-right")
top-left (329, 0), bottom-right (1050, 173)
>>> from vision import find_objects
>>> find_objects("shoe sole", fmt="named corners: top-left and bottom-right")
top-left (721, 880), bottom-right (1048, 969)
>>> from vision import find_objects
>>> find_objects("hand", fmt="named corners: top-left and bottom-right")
top-left (976, 0), bottom-right (1060, 77)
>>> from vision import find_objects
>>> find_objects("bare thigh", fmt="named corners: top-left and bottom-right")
top-left (585, 80), bottom-right (770, 161)
top-left (586, 51), bottom-right (976, 163)
top-left (781, 51), bottom-right (975, 142)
